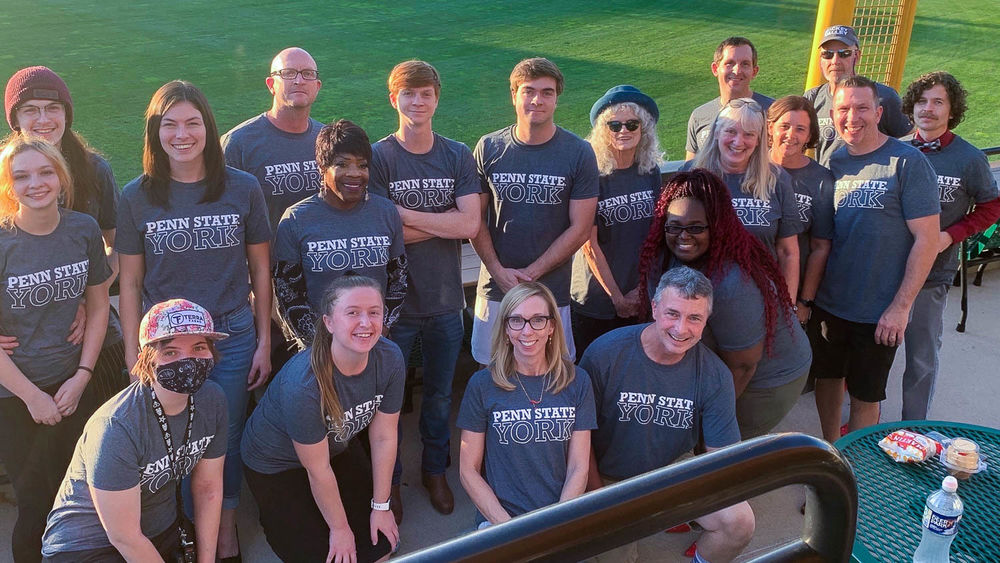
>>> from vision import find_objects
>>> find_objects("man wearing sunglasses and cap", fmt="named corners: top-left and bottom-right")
top-left (804, 25), bottom-right (911, 165)
top-left (685, 36), bottom-right (774, 159)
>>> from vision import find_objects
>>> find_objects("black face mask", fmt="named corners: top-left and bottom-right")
top-left (155, 357), bottom-right (214, 394)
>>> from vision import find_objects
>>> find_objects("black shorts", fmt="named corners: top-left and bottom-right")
top-left (809, 306), bottom-right (899, 402)
top-left (244, 438), bottom-right (392, 563)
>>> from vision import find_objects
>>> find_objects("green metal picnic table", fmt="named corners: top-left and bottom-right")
top-left (835, 421), bottom-right (1000, 562)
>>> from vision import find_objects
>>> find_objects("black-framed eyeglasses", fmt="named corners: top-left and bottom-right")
top-left (820, 49), bottom-right (855, 60)
top-left (270, 68), bottom-right (320, 81)
top-left (505, 315), bottom-right (553, 330)
top-left (607, 119), bottom-right (641, 132)
top-left (664, 224), bottom-right (709, 235)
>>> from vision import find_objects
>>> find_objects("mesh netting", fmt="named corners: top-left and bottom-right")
top-left (852, 0), bottom-right (906, 83)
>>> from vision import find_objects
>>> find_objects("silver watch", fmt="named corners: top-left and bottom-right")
top-left (371, 498), bottom-right (391, 511)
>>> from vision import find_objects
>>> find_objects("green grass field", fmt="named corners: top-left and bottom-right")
top-left (1, 0), bottom-right (997, 185)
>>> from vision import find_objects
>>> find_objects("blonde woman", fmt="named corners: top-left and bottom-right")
top-left (458, 281), bottom-right (596, 528)
top-left (690, 98), bottom-right (803, 300)
top-left (0, 137), bottom-right (110, 562)
top-left (242, 275), bottom-right (401, 563)
top-left (571, 85), bottom-right (663, 360)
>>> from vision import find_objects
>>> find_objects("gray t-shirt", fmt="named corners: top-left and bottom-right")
top-left (369, 133), bottom-right (480, 317)
top-left (579, 325), bottom-right (738, 480)
top-left (571, 164), bottom-right (659, 319)
top-left (241, 340), bottom-right (405, 474)
top-left (900, 134), bottom-right (999, 286)
top-left (273, 193), bottom-right (405, 314)
top-left (722, 167), bottom-right (804, 256)
top-left (115, 168), bottom-right (271, 319)
top-left (42, 381), bottom-right (228, 555)
top-left (221, 114), bottom-right (323, 236)
top-left (817, 138), bottom-right (940, 323)
top-left (76, 154), bottom-right (118, 231)
top-left (784, 159), bottom-right (836, 279)
top-left (456, 366), bottom-right (596, 521)
top-left (703, 261), bottom-right (812, 389)
top-left (474, 125), bottom-right (600, 306)
top-left (685, 92), bottom-right (774, 155)
top-left (805, 81), bottom-right (912, 166)
top-left (0, 210), bottom-right (111, 397)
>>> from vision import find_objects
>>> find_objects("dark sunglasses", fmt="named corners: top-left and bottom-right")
top-left (665, 224), bottom-right (709, 235)
top-left (607, 119), bottom-right (641, 132)
top-left (820, 49), bottom-right (855, 60)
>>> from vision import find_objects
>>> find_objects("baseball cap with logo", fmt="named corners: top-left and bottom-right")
top-left (821, 25), bottom-right (860, 48)
top-left (139, 299), bottom-right (229, 348)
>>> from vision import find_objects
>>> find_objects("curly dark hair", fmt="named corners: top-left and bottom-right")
top-left (901, 71), bottom-right (967, 130)
top-left (637, 168), bottom-right (791, 351)
top-left (315, 119), bottom-right (372, 174)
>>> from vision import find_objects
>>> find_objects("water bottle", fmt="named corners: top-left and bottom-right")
top-left (912, 475), bottom-right (963, 562)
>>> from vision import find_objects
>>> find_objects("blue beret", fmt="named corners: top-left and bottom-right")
top-left (590, 85), bottom-right (659, 126)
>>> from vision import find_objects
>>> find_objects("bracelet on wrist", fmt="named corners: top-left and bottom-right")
top-left (797, 299), bottom-right (815, 308)
top-left (371, 498), bottom-right (391, 511)
top-left (76, 365), bottom-right (95, 376)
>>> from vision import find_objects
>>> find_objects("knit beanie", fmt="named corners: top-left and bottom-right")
top-left (5, 66), bottom-right (73, 131)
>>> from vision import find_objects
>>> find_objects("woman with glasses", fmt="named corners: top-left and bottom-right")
top-left (766, 96), bottom-right (835, 325)
top-left (638, 169), bottom-right (811, 439)
top-left (241, 275), bottom-right (401, 563)
top-left (0, 137), bottom-right (112, 563)
top-left (116, 80), bottom-right (272, 561)
top-left (273, 119), bottom-right (407, 347)
top-left (688, 97), bottom-right (803, 301)
top-left (570, 85), bottom-right (663, 360)
top-left (4, 66), bottom-right (126, 405)
top-left (458, 281), bottom-right (595, 529)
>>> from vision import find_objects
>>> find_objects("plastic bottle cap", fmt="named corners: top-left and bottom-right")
top-left (942, 475), bottom-right (958, 492)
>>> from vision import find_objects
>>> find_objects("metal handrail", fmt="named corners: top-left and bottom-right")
top-left (396, 433), bottom-right (857, 563)
top-left (982, 146), bottom-right (1000, 156)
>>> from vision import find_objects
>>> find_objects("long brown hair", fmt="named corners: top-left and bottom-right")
top-left (489, 282), bottom-right (574, 394)
top-left (311, 275), bottom-right (385, 423)
top-left (141, 80), bottom-right (226, 208)
top-left (0, 137), bottom-right (73, 228)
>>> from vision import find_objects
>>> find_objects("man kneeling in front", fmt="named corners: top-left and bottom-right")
top-left (581, 266), bottom-right (755, 563)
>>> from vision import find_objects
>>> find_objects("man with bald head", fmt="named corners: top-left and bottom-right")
top-left (222, 47), bottom-right (324, 233)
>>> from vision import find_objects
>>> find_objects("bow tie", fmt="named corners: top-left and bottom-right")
top-left (911, 138), bottom-right (941, 152)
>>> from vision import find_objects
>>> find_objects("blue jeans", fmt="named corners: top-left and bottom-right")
top-left (388, 311), bottom-right (464, 482)
top-left (183, 303), bottom-right (257, 511)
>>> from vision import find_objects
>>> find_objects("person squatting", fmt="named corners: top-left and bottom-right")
top-left (1, 27), bottom-right (997, 563)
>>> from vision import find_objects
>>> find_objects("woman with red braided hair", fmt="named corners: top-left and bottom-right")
top-left (637, 168), bottom-right (811, 438)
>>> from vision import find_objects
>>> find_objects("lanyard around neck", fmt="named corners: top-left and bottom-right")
top-left (149, 386), bottom-right (195, 481)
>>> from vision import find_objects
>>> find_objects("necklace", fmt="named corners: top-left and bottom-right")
top-left (514, 372), bottom-right (547, 407)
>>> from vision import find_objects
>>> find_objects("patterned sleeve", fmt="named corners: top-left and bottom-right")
top-left (273, 260), bottom-right (316, 348)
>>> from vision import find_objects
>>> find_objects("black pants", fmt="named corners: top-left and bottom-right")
top-left (42, 520), bottom-right (179, 562)
top-left (0, 381), bottom-right (100, 563)
top-left (244, 439), bottom-right (392, 562)
top-left (571, 310), bottom-right (639, 363)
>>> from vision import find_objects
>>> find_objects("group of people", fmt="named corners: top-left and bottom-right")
top-left (0, 21), bottom-right (996, 563)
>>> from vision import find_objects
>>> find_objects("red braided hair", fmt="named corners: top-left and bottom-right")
top-left (637, 168), bottom-right (792, 351)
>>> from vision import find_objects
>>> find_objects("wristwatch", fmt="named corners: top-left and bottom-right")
top-left (371, 498), bottom-right (391, 511)
top-left (798, 298), bottom-right (815, 308)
